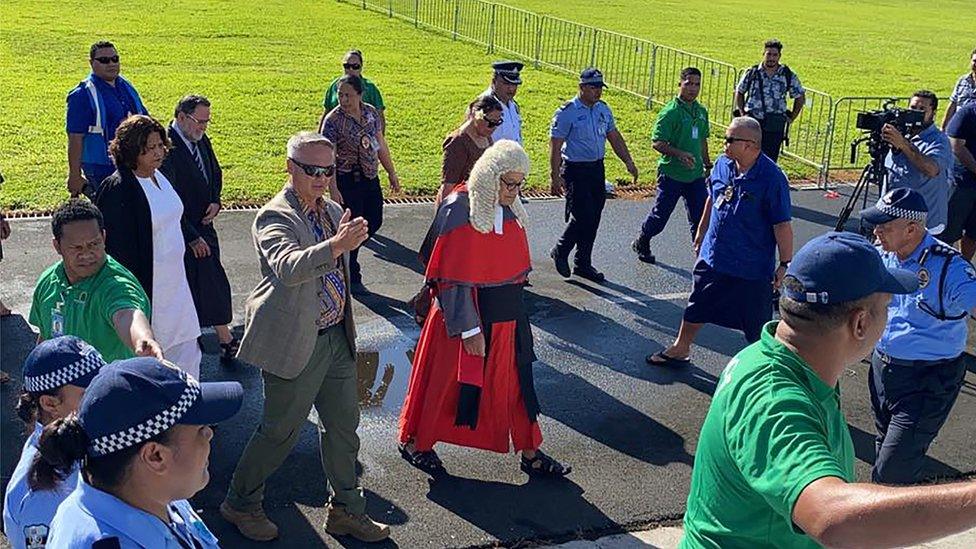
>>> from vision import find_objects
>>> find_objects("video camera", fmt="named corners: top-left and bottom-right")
top-left (855, 102), bottom-right (925, 134)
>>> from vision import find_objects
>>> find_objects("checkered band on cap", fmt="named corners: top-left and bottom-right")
top-left (23, 350), bottom-right (106, 393)
top-left (88, 373), bottom-right (201, 457)
top-left (877, 202), bottom-right (926, 221)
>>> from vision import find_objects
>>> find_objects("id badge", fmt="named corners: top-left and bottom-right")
top-left (691, 125), bottom-right (700, 140)
top-left (51, 309), bottom-right (65, 337)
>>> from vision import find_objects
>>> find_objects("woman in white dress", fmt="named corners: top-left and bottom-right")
top-left (96, 115), bottom-right (203, 377)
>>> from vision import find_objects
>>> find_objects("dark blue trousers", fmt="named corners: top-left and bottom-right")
top-left (639, 173), bottom-right (707, 242)
top-left (555, 160), bottom-right (605, 269)
top-left (869, 351), bottom-right (966, 485)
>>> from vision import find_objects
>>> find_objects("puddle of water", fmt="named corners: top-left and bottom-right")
top-left (355, 341), bottom-right (416, 415)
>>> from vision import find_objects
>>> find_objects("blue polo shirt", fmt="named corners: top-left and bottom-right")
top-left (946, 102), bottom-right (976, 188)
top-left (47, 482), bottom-right (219, 548)
top-left (885, 124), bottom-right (953, 234)
top-left (549, 96), bottom-right (617, 162)
top-left (699, 154), bottom-right (792, 281)
top-left (66, 74), bottom-right (148, 167)
top-left (876, 234), bottom-right (976, 361)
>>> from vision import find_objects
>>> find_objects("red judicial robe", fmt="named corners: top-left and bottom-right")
top-left (398, 186), bottom-right (542, 453)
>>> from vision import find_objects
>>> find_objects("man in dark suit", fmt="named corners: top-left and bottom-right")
top-left (160, 95), bottom-right (236, 362)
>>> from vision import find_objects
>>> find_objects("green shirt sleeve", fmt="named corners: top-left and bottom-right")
top-left (651, 105), bottom-right (677, 143)
top-left (703, 108), bottom-right (710, 139)
top-left (323, 79), bottom-right (339, 111)
top-left (100, 272), bottom-right (152, 327)
top-left (367, 81), bottom-right (385, 110)
top-left (28, 282), bottom-right (45, 336)
top-left (726, 387), bottom-right (849, 529)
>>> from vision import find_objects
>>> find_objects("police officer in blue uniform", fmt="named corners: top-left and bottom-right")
top-left (31, 358), bottom-right (243, 548)
top-left (4, 337), bottom-right (106, 549)
top-left (861, 187), bottom-right (976, 485)
top-left (549, 67), bottom-right (639, 282)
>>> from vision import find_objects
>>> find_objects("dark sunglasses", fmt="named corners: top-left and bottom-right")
top-left (486, 117), bottom-right (504, 128)
top-left (343, 63), bottom-right (362, 70)
top-left (724, 136), bottom-right (754, 144)
top-left (289, 158), bottom-right (336, 178)
top-left (94, 55), bottom-right (120, 64)
top-left (501, 177), bottom-right (525, 190)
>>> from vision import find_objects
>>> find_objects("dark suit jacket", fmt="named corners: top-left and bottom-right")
top-left (160, 125), bottom-right (223, 243)
top-left (95, 166), bottom-right (193, 302)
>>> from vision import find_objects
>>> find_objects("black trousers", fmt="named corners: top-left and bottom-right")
top-left (869, 351), bottom-right (966, 485)
top-left (337, 170), bottom-right (384, 281)
top-left (554, 160), bottom-right (606, 269)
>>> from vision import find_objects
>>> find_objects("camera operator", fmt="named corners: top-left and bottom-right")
top-left (883, 90), bottom-right (954, 236)
top-left (861, 188), bottom-right (976, 485)
top-left (733, 39), bottom-right (805, 163)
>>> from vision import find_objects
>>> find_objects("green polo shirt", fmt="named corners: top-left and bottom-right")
top-left (652, 97), bottom-right (709, 182)
top-left (29, 256), bottom-right (151, 363)
top-left (323, 76), bottom-right (385, 112)
top-left (680, 322), bottom-right (855, 549)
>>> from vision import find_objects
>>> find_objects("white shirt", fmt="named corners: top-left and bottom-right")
top-left (484, 87), bottom-right (522, 144)
top-left (136, 170), bottom-right (201, 355)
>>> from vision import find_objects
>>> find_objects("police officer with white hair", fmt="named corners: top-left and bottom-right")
top-left (862, 187), bottom-right (976, 485)
top-left (32, 358), bottom-right (243, 548)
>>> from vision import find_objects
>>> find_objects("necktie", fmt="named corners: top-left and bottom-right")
top-left (191, 142), bottom-right (209, 183)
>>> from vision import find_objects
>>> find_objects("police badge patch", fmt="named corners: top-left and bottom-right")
top-left (25, 524), bottom-right (49, 548)
top-left (917, 268), bottom-right (930, 289)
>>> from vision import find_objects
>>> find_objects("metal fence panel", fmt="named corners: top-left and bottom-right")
top-left (490, 4), bottom-right (537, 60)
top-left (778, 87), bottom-right (833, 177)
top-left (591, 29), bottom-right (654, 99)
top-left (454, 0), bottom-right (492, 46)
top-left (535, 14), bottom-right (594, 77)
top-left (650, 45), bottom-right (738, 130)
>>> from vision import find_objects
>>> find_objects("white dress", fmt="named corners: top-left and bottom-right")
top-left (137, 170), bottom-right (201, 374)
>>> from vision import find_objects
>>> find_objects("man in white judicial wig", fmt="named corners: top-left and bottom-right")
top-left (4, 336), bottom-right (106, 549)
top-left (33, 357), bottom-right (243, 548)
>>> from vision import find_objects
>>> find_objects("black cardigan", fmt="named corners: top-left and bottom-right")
top-left (95, 166), bottom-right (193, 302)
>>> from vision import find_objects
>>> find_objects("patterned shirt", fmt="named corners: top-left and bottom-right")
top-left (287, 187), bottom-right (347, 329)
top-left (736, 64), bottom-right (805, 118)
top-left (321, 103), bottom-right (382, 179)
top-left (950, 74), bottom-right (976, 107)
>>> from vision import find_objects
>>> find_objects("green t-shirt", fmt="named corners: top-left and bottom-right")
top-left (680, 321), bottom-right (855, 549)
top-left (323, 76), bottom-right (385, 112)
top-left (29, 256), bottom-right (151, 363)
top-left (652, 97), bottom-right (709, 182)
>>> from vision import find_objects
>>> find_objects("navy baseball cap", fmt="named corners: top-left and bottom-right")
top-left (782, 231), bottom-right (918, 305)
top-left (492, 60), bottom-right (524, 85)
top-left (579, 67), bottom-right (607, 87)
top-left (79, 358), bottom-right (243, 457)
top-left (860, 188), bottom-right (928, 225)
top-left (23, 336), bottom-right (106, 393)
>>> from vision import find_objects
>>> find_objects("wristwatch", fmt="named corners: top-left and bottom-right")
top-left (779, 260), bottom-right (791, 268)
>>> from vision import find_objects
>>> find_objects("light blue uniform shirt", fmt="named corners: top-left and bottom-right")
top-left (549, 96), bottom-right (617, 162)
top-left (876, 233), bottom-right (976, 361)
top-left (884, 124), bottom-right (954, 234)
top-left (47, 482), bottom-right (219, 549)
top-left (3, 423), bottom-right (79, 549)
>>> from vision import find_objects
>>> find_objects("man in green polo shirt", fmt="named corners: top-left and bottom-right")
top-left (682, 231), bottom-right (976, 548)
top-left (321, 49), bottom-right (386, 131)
top-left (29, 199), bottom-right (161, 363)
top-left (633, 67), bottom-right (711, 264)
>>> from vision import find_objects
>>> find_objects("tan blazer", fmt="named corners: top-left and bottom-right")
top-left (237, 188), bottom-right (356, 379)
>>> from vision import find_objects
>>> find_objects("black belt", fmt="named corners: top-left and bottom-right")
top-left (318, 321), bottom-right (344, 336)
top-left (564, 159), bottom-right (604, 167)
top-left (874, 350), bottom-right (962, 368)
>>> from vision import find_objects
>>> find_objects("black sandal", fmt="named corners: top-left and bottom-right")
top-left (220, 337), bottom-right (240, 364)
top-left (398, 442), bottom-right (445, 473)
top-left (520, 450), bottom-right (572, 478)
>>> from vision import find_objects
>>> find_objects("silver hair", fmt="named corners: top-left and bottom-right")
top-left (729, 116), bottom-right (762, 142)
top-left (286, 131), bottom-right (334, 158)
top-left (467, 140), bottom-right (530, 233)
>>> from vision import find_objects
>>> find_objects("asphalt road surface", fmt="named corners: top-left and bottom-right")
top-left (2, 188), bottom-right (974, 548)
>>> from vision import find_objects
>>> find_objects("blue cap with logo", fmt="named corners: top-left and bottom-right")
top-left (78, 357), bottom-right (243, 457)
top-left (782, 231), bottom-right (918, 305)
top-left (579, 67), bottom-right (607, 88)
top-left (23, 336), bottom-right (106, 393)
top-left (860, 187), bottom-right (928, 225)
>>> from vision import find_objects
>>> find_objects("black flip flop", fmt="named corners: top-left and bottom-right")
top-left (645, 351), bottom-right (691, 367)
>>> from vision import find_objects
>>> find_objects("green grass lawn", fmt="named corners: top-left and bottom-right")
top-left (504, 0), bottom-right (974, 98)
top-left (0, 0), bottom-right (666, 211)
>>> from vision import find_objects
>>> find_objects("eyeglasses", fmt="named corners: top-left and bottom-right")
top-left (501, 177), bottom-right (525, 190)
top-left (486, 117), bottom-right (504, 128)
top-left (185, 113), bottom-right (211, 125)
top-left (94, 55), bottom-right (120, 64)
top-left (724, 136), bottom-right (755, 144)
top-left (289, 158), bottom-right (336, 178)
top-left (343, 63), bottom-right (362, 70)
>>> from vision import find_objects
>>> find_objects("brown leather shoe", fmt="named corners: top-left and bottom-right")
top-left (325, 504), bottom-right (391, 543)
top-left (220, 500), bottom-right (279, 541)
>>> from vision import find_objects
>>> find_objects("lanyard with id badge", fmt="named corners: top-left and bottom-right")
top-left (52, 288), bottom-right (88, 338)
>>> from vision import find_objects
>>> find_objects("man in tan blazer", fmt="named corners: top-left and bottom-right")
top-left (220, 131), bottom-right (390, 543)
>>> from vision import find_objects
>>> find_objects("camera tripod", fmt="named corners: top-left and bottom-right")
top-left (835, 132), bottom-right (890, 234)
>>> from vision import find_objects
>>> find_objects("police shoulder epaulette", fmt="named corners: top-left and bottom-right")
top-left (557, 100), bottom-right (574, 111)
top-left (929, 243), bottom-right (960, 257)
top-left (92, 537), bottom-right (123, 549)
